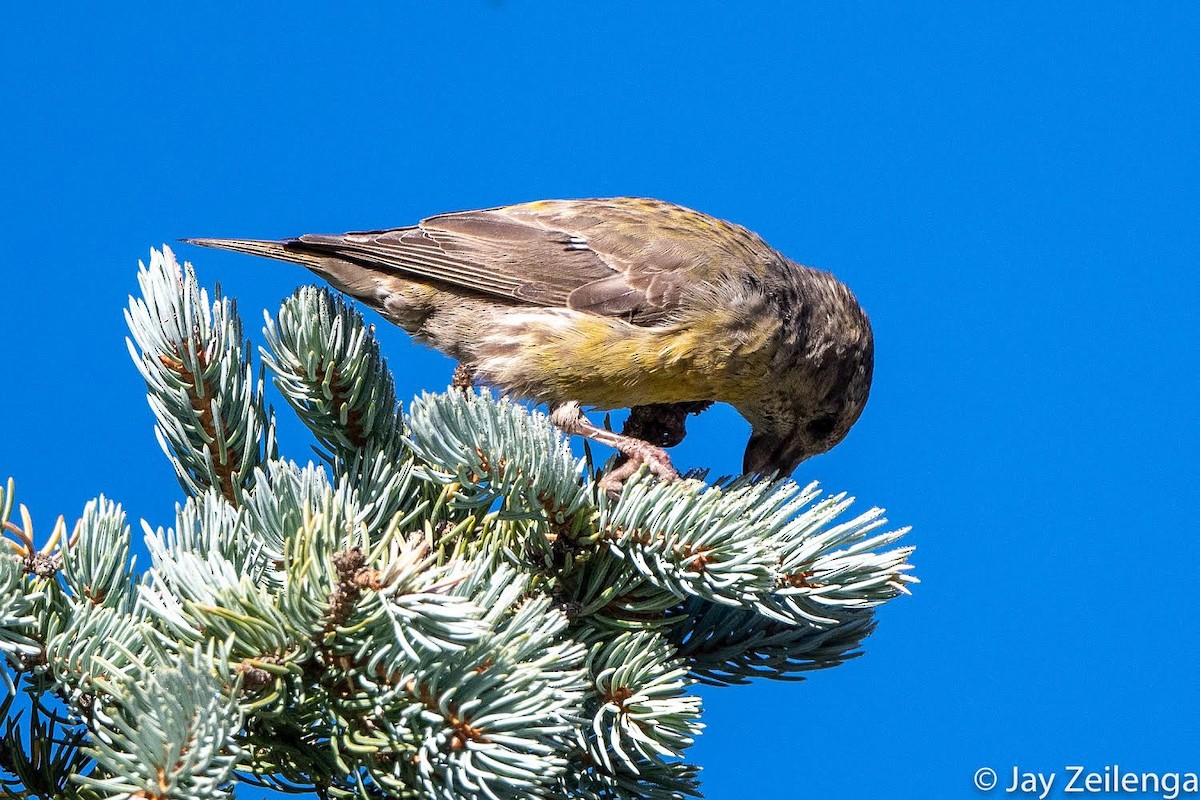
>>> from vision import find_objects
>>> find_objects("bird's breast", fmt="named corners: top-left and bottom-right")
top-left (469, 307), bottom-right (777, 410)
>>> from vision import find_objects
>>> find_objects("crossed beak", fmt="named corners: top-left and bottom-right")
top-left (742, 431), bottom-right (809, 479)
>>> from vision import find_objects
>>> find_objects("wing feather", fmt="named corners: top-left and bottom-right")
top-left (278, 198), bottom-right (773, 326)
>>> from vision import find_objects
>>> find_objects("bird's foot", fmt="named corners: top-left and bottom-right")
top-left (551, 401), bottom-right (682, 498)
top-left (599, 443), bottom-right (680, 500)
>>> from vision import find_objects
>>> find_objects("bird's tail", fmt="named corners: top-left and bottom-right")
top-left (181, 237), bottom-right (327, 270)
top-left (181, 236), bottom-right (422, 329)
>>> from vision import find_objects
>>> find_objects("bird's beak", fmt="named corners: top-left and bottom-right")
top-left (742, 431), bottom-right (808, 479)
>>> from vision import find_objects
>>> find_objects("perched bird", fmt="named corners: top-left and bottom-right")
top-left (185, 198), bottom-right (873, 492)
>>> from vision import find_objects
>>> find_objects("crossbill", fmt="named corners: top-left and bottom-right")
top-left (185, 197), bottom-right (873, 492)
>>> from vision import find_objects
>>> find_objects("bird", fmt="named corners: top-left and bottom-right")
top-left (184, 197), bottom-right (873, 494)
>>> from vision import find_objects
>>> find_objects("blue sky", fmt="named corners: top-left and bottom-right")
top-left (3, 3), bottom-right (1198, 798)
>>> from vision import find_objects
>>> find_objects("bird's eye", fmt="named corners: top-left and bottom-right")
top-left (805, 415), bottom-right (837, 439)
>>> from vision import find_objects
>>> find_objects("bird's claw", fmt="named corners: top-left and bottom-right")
top-left (639, 443), bottom-right (679, 482)
top-left (599, 442), bottom-right (679, 500)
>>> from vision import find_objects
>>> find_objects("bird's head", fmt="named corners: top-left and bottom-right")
top-left (739, 279), bottom-right (874, 478)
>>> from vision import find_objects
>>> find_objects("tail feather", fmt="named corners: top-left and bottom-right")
top-left (180, 237), bottom-right (327, 269)
top-left (180, 237), bottom-right (416, 319)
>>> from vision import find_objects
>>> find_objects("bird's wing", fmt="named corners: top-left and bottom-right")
top-left (282, 198), bottom-right (769, 326)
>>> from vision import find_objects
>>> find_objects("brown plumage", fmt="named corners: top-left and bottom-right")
top-left (185, 197), bottom-right (874, 491)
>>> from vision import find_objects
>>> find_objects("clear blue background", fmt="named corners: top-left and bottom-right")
top-left (3, 3), bottom-right (1198, 798)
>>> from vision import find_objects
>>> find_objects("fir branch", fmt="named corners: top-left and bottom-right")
top-left (597, 473), bottom-right (779, 608)
top-left (394, 588), bottom-right (588, 800)
top-left (0, 482), bottom-right (47, 690)
top-left (333, 446), bottom-right (431, 555)
top-left (279, 480), bottom-right (393, 643)
top-left (557, 549), bottom-right (680, 631)
top-left (553, 760), bottom-right (701, 800)
top-left (0, 479), bottom-right (70, 581)
top-left (406, 390), bottom-right (590, 522)
top-left (340, 570), bottom-right (589, 800)
top-left (0, 684), bottom-right (96, 800)
top-left (759, 493), bottom-right (917, 625)
top-left (600, 473), bottom-right (917, 627)
top-left (231, 715), bottom-right (346, 797)
top-left (668, 598), bottom-right (877, 686)
top-left (74, 649), bottom-right (244, 800)
top-left (126, 247), bottom-right (276, 505)
top-left (262, 287), bottom-right (404, 459)
top-left (583, 630), bottom-right (702, 774)
top-left (139, 545), bottom-right (298, 661)
top-left (240, 460), bottom-right (335, 587)
top-left (147, 490), bottom-right (273, 587)
top-left (0, 554), bottom-right (42, 671)
top-left (44, 603), bottom-right (148, 710)
top-left (331, 533), bottom-right (485, 679)
top-left (60, 497), bottom-right (135, 613)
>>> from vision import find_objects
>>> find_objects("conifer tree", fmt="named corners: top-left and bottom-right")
top-left (0, 247), bottom-right (915, 799)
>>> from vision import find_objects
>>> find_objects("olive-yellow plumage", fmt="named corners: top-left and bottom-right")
top-left (185, 197), bottom-right (874, 486)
